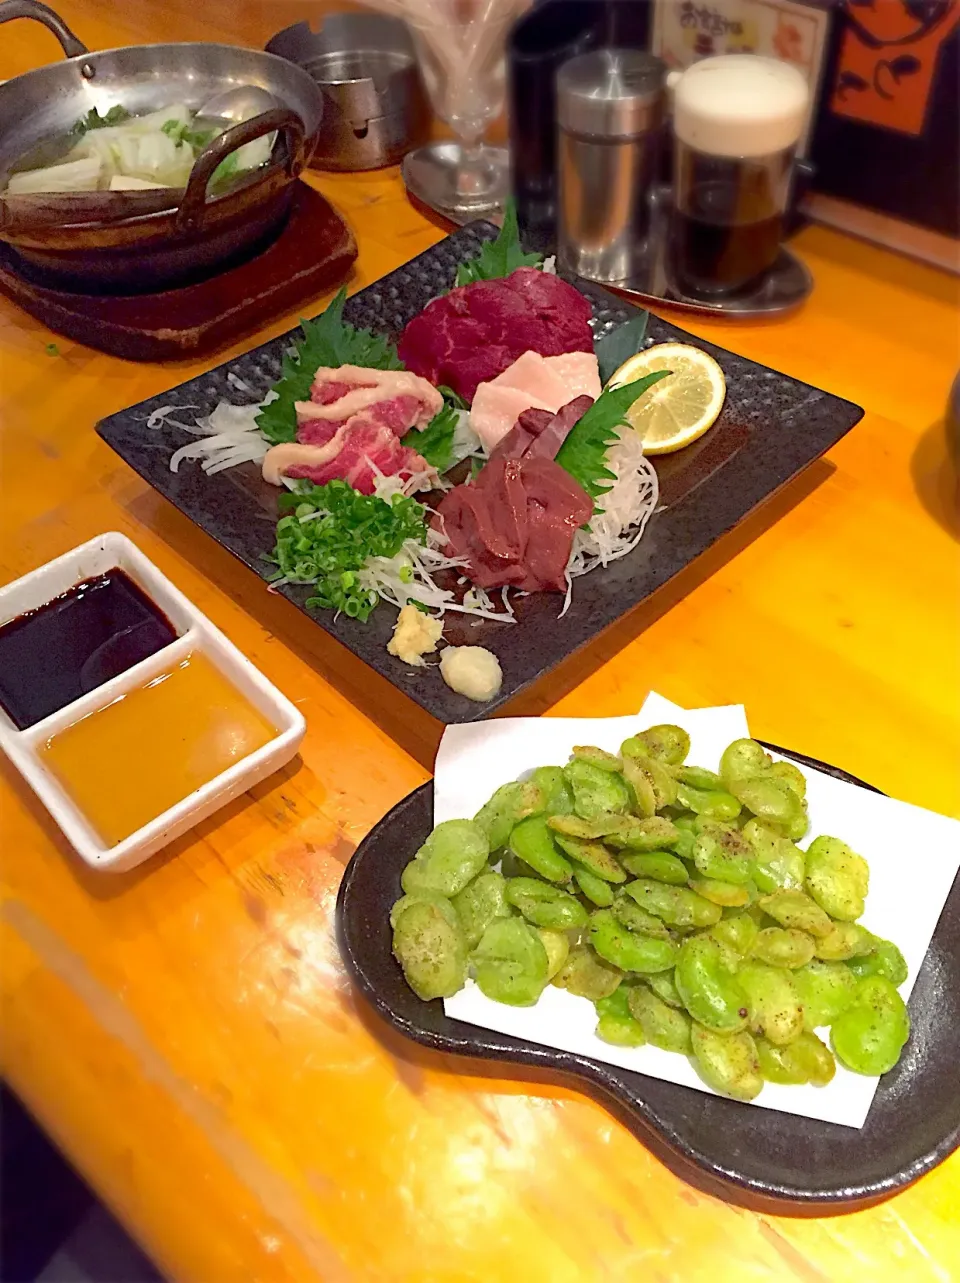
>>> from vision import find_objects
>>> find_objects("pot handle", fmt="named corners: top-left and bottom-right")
top-left (174, 108), bottom-right (306, 235)
top-left (0, 0), bottom-right (87, 58)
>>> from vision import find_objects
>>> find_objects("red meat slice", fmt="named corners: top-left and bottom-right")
top-left (491, 396), bottom-right (593, 463)
top-left (434, 455), bottom-right (592, 592)
top-left (399, 267), bottom-right (594, 403)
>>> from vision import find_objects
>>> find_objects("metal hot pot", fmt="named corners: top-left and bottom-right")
top-left (0, 0), bottom-right (326, 291)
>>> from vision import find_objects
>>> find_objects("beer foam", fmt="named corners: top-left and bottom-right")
top-left (673, 54), bottom-right (808, 160)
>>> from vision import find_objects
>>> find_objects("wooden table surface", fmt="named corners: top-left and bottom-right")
top-left (2, 3), bottom-right (960, 1280)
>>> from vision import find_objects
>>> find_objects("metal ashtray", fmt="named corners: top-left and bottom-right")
top-left (266, 14), bottom-right (430, 172)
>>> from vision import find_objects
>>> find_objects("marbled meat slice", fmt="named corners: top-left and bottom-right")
top-left (262, 364), bottom-right (439, 491)
top-left (296, 365), bottom-right (441, 432)
top-left (262, 419), bottom-right (428, 495)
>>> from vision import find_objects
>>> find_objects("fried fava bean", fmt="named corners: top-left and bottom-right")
top-left (552, 945), bottom-right (622, 999)
top-left (564, 758), bottom-right (632, 820)
top-left (625, 879), bottom-right (722, 929)
top-left (472, 918), bottom-right (549, 1007)
top-left (473, 781), bottom-right (544, 851)
top-left (756, 1031), bottom-right (835, 1086)
top-left (768, 760), bottom-right (807, 800)
top-left (392, 899), bottom-right (467, 1000)
top-left (628, 985), bottom-right (693, 1052)
top-left (622, 753), bottom-right (679, 813)
top-left (547, 813), bottom-right (628, 840)
top-left (753, 927), bottom-right (816, 969)
top-left (554, 834), bottom-right (626, 882)
top-left (793, 959), bottom-right (858, 1030)
top-left (743, 819), bottom-right (805, 893)
top-left (805, 835), bottom-right (870, 922)
top-left (815, 922), bottom-right (874, 961)
top-left (831, 977), bottom-right (910, 1075)
top-left (641, 724), bottom-right (691, 765)
top-left (733, 776), bottom-right (808, 839)
top-left (504, 877), bottom-right (588, 930)
top-left (573, 864), bottom-right (616, 906)
top-left (691, 1025), bottom-right (763, 1101)
top-left (571, 744), bottom-right (623, 772)
top-left (401, 819), bottom-right (490, 897)
top-left (676, 782), bottom-right (742, 822)
top-left (719, 739), bottom-right (773, 788)
top-left (530, 766), bottom-right (574, 816)
top-left (710, 912), bottom-right (760, 957)
top-left (675, 935), bottom-right (749, 1033)
top-left (509, 814), bottom-right (573, 883)
top-left (647, 968), bottom-right (683, 1008)
top-left (590, 910), bottom-right (679, 973)
top-left (675, 765), bottom-right (724, 790)
top-left (848, 936), bottom-right (908, 986)
top-left (689, 877), bottom-right (752, 908)
top-left (692, 823), bottom-right (754, 884)
top-left (604, 816), bottom-right (681, 851)
top-left (390, 889), bottom-right (458, 931)
top-left (452, 871), bottom-right (512, 949)
top-left (671, 818), bottom-right (696, 860)
top-left (737, 961), bottom-right (804, 1045)
top-left (611, 890), bottom-right (674, 939)
top-left (620, 755), bottom-right (656, 816)
top-left (620, 851), bottom-right (689, 884)
top-left (595, 985), bottom-right (647, 1047)
top-left (538, 929), bottom-right (570, 980)
top-left (759, 889), bottom-right (833, 938)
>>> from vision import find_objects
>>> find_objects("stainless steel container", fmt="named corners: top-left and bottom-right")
top-left (266, 15), bottom-right (429, 172)
top-left (557, 49), bottom-right (665, 284)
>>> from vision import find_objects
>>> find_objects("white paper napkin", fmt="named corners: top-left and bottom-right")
top-left (438, 694), bottom-right (960, 1128)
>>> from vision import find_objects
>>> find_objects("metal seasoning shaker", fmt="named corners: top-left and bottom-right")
top-left (556, 49), bottom-right (666, 284)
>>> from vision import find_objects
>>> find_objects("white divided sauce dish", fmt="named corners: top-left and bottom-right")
top-left (0, 532), bottom-right (306, 872)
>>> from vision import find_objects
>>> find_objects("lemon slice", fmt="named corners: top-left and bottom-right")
top-left (608, 343), bottom-right (726, 455)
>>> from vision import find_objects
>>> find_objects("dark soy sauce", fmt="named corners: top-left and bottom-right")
top-left (0, 569), bottom-right (177, 730)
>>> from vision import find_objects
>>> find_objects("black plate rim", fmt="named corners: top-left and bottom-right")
top-left (95, 221), bottom-right (865, 724)
top-left (335, 744), bottom-right (960, 1212)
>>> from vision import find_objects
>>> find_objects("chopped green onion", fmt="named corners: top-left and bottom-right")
top-left (271, 479), bottom-right (427, 623)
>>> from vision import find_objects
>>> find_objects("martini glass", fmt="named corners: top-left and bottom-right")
top-left (372, 0), bottom-right (522, 220)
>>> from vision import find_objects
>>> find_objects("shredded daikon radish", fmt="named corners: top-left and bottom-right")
top-left (167, 401), bottom-right (269, 474)
top-left (562, 426), bottom-right (659, 613)
top-left (372, 464), bottom-right (439, 502)
top-left (227, 371), bottom-right (260, 397)
top-left (358, 533), bottom-right (515, 623)
top-left (145, 404), bottom-right (200, 430)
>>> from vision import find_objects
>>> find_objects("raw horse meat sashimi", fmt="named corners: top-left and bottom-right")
top-left (470, 349), bottom-right (601, 452)
top-left (261, 366), bottom-right (441, 493)
top-left (398, 267), bottom-right (594, 403)
top-left (490, 396), bottom-right (594, 463)
top-left (543, 352), bottom-right (602, 401)
top-left (434, 455), bottom-right (593, 593)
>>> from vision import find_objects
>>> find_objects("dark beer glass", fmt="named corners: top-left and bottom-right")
top-left (669, 55), bottom-right (808, 298)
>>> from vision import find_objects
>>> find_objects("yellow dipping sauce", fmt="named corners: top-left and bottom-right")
top-left (40, 651), bottom-right (277, 846)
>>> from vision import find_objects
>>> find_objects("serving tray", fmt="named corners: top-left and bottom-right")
top-left (97, 224), bottom-right (864, 723)
top-left (335, 745), bottom-right (960, 1214)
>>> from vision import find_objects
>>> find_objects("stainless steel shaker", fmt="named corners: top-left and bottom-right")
top-left (556, 49), bottom-right (666, 284)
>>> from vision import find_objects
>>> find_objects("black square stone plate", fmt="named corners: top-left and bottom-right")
top-left (97, 224), bottom-right (864, 723)
top-left (335, 745), bottom-right (960, 1214)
